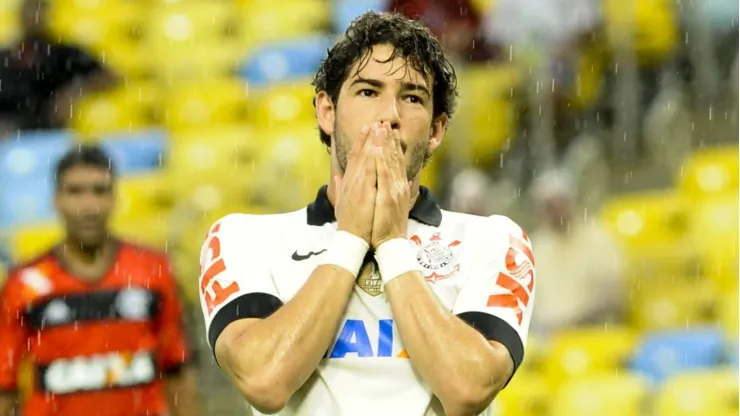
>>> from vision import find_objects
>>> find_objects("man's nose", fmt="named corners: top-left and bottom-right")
top-left (376, 99), bottom-right (401, 130)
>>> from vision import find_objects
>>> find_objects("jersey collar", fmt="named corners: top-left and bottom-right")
top-left (306, 185), bottom-right (443, 227)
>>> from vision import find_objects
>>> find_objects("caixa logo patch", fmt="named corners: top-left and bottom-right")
top-left (40, 351), bottom-right (156, 394)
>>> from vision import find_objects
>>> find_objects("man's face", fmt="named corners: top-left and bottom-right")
top-left (319, 43), bottom-right (447, 181)
top-left (55, 165), bottom-right (114, 247)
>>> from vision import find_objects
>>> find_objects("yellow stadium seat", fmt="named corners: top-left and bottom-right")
top-left (146, 2), bottom-right (243, 80)
top-left (493, 371), bottom-right (550, 416)
top-left (249, 81), bottom-right (317, 129)
top-left (0, 0), bottom-right (21, 47)
top-left (72, 82), bottom-right (160, 137)
top-left (113, 172), bottom-right (171, 220)
top-left (654, 369), bottom-right (739, 416)
top-left (599, 191), bottom-right (692, 275)
top-left (253, 124), bottom-right (330, 212)
top-left (543, 326), bottom-right (637, 386)
top-left (678, 146), bottom-right (739, 199)
top-left (718, 290), bottom-right (738, 339)
top-left (453, 64), bottom-right (521, 167)
top-left (48, 0), bottom-right (142, 48)
top-left (163, 79), bottom-right (250, 130)
top-left (9, 222), bottom-right (62, 263)
top-left (166, 126), bottom-right (264, 211)
top-left (603, 0), bottom-right (678, 64)
top-left (110, 213), bottom-right (171, 253)
top-left (629, 276), bottom-right (718, 332)
top-left (688, 192), bottom-right (739, 290)
top-left (237, 0), bottom-right (329, 51)
top-left (551, 373), bottom-right (648, 416)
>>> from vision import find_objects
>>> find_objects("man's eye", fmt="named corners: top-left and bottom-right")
top-left (359, 89), bottom-right (376, 97)
top-left (405, 95), bottom-right (423, 104)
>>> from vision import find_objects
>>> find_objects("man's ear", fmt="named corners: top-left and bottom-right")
top-left (315, 91), bottom-right (335, 138)
top-left (428, 113), bottom-right (448, 153)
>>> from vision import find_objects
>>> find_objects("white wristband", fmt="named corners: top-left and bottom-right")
top-left (374, 238), bottom-right (423, 285)
top-left (321, 231), bottom-right (370, 277)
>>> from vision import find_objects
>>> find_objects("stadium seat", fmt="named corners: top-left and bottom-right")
top-left (332, 0), bottom-right (389, 34)
top-left (165, 126), bottom-right (264, 211)
top-left (99, 130), bottom-right (168, 175)
top-left (252, 124), bottom-right (330, 212)
top-left (48, 0), bottom-right (142, 49)
top-left (238, 0), bottom-right (330, 51)
top-left (551, 373), bottom-right (648, 416)
top-left (718, 291), bottom-right (739, 339)
top-left (678, 146), bottom-right (739, 199)
top-left (630, 328), bottom-right (727, 385)
top-left (654, 369), bottom-right (739, 416)
top-left (0, 131), bottom-right (72, 228)
top-left (543, 326), bottom-right (637, 387)
top-left (687, 192), bottom-right (739, 290)
top-left (492, 371), bottom-right (550, 416)
top-left (239, 35), bottom-right (334, 87)
top-left (0, 0), bottom-right (21, 47)
top-left (163, 79), bottom-right (250, 131)
top-left (72, 82), bottom-right (160, 137)
top-left (114, 172), bottom-right (171, 220)
top-left (9, 222), bottom-right (62, 263)
top-left (599, 191), bottom-right (692, 275)
top-left (110, 213), bottom-right (171, 253)
top-left (450, 64), bottom-right (521, 168)
top-left (146, 2), bottom-right (243, 80)
top-left (603, 0), bottom-right (678, 64)
top-left (629, 277), bottom-right (718, 332)
top-left (249, 81), bottom-right (317, 129)
top-left (691, 0), bottom-right (740, 36)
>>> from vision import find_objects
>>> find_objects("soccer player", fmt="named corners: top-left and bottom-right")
top-left (0, 145), bottom-right (199, 416)
top-left (198, 12), bottom-right (535, 416)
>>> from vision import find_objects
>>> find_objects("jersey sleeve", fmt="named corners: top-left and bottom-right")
top-left (452, 215), bottom-right (535, 378)
top-left (0, 273), bottom-right (29, 391)
top-left (198, 214), bottom-right (283, 353)
top-left (154, 258), bottom-right (192, 374)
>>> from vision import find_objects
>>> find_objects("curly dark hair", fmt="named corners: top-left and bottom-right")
top-left (312, 11), bottom-right (459, 147)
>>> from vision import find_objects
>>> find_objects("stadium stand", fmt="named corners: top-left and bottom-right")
top-left (0, 0), bottom-right (737, 414)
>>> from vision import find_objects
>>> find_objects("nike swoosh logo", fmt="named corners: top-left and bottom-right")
top-left (291, 249), bottom-right (327, 261)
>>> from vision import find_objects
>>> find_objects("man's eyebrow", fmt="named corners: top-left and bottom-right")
top-left (400, 82), bottom-right (431, 97)
top-left (349, 78), bottom-right (431, 97)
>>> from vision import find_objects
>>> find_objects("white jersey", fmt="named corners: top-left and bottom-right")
top-left (198, 186), bottom-right (535, 416)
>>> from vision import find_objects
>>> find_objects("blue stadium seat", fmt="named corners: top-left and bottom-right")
top-left (0, 131), bottom-right (72, 228)
top-left (696, 0), bottom-right (739, 35)
top-left (0, 181), bottom-right (56, 229)
top-left (99, 130), bottom-right (168, 175)
top-left (630, 328), bottom-right (727, 385)
top-left (0, 130), bottom-right (73, 190)
top-left (239, 35), bottom-right (335, 86)
top-left (332, 0), bottom-right (388, 34)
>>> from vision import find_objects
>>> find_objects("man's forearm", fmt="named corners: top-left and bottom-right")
top-left (386, 272), bottom-right (510, 416)
top-left (219, 265), bottom-right (356, 404)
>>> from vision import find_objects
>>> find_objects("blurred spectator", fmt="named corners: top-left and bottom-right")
top-left (0, 0), bottom-right (118, 137)
top-left (528, 170), bottom-right (624, 336)
top-left (389, 0), bottom-right (496, 62)
top-left (447, 168), bottom-right (493, 216)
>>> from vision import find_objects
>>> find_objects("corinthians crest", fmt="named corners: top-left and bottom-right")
top-left (411, 232), bottom-right (461, 283)
top-left (357, 253), bottom-right (383, 297)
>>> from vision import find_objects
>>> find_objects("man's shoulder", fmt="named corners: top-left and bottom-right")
top-left (440, 210), bottom-right (526, 236)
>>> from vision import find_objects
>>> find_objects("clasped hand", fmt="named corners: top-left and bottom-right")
top-left (334, 121), bottom-right (411, 249)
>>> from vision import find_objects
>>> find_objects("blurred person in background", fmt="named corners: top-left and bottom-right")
top-left (199, 12), bottom-right (534, 416)
top-left (447, 168), bottom-right (493, 216)
top-left (0, 145), bottom-right (199, 416)
top-left (528, 169), bottom-right (624, 336)
top-left (389, 0), bottom-right (497, 62)
top-left (0, 0), bottom-right (118, 137)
